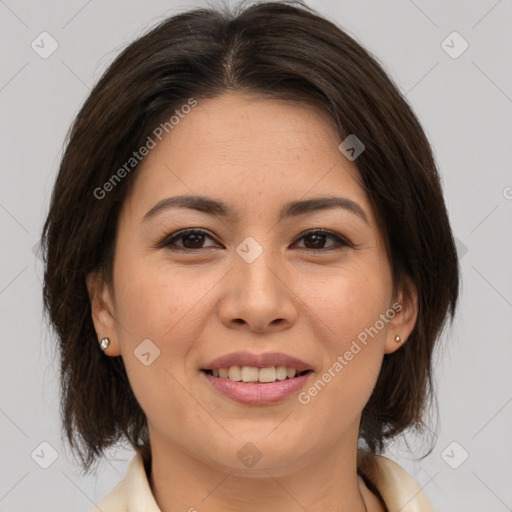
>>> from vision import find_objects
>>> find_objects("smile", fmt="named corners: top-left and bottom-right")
top-left (201, 368), bottom-right (313, 405)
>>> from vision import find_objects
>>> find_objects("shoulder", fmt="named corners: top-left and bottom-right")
top-left (88, 453), bottom-right (161, 512)
top-left (89, 450), bottom-right (433, 512)
top-left (358, 450), bottom-right (435, 512)
top-left (87, 479), bottom-right (127, 512)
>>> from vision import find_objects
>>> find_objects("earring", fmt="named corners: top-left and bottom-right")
top-left (394, 335), bottom-right (402, 343)
top-left (99, 337), bottom-right (110, 351)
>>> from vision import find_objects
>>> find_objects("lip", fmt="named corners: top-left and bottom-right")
top-left (201, 370), bottom-right (313, 405)
top-left (201, 351), bottom-right (314, 373)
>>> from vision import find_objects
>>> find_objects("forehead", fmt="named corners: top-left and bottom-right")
top-left (123, 92), bottom-right (371, 221)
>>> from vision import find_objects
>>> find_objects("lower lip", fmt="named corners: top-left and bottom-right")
top-left (201, 371), bottom-right (312, 405)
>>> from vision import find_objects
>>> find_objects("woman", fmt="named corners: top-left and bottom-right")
top-left (41, 1), bottom-right (459, 510)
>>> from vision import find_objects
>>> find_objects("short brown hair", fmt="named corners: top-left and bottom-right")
top-left (41, 0), bottom-right (459, 473)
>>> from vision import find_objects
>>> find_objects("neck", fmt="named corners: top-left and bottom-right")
top-left (147, 428), bottom-right (380, 512)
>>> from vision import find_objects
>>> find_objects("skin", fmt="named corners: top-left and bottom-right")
top-left (87, 92), bottom-right (418, 512)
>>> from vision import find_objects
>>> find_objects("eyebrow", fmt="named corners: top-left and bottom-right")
top-left (142, 194), bottom-right (369, 224)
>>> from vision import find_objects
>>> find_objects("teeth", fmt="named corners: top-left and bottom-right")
top-left (259, 367), bottom-right (276, 383)
top-left (210, 365), bottom-right (302, 383)
top-left (275, 366), bottom-right (287, 380)
top-left (241, 366), bottom-right (259, 382)
top-left (228, 366), bottom-right (242, 381)
top-left (286, 367), bottom-right (297, 379)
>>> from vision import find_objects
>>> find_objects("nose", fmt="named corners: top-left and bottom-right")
top-left (218, 246), bottom-right (298, 334)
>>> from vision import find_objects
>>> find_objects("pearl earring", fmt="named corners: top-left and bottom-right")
top-left (99, 337), bottom-right (110, 351)
top-left (394, 335), bottom-right (402, 343)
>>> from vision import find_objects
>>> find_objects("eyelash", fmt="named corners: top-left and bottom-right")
top-left (158, 228), bottom-right (351, 253)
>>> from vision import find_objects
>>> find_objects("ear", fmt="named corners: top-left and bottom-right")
top-left (85, 270), bottom-right (122, 356)
top-left (384, 276), bottom-right (418, 355)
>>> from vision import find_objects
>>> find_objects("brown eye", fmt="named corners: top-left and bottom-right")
top-left (180, 232), bottom-right (207, 249)
top-left (159, 228), bottom-right (350, 253)
top-left (161, 229), bottom-right (218, 251)
top-left (294, 229), bottom-right (350, 251)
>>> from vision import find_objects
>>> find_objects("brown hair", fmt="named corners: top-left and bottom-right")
top-left (41, 0), bottom-right (459, 473)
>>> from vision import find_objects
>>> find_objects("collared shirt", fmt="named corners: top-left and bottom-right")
top-left (90, 452), bottom-right (434, 512)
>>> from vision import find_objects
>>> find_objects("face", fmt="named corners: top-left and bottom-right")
top-left (87, 92), bottom-right (417, 476)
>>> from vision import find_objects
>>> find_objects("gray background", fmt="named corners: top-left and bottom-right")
top-left (1, 0), bottom-right (511, 510)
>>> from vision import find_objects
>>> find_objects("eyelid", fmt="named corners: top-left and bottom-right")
top-left (157, 227), bottom-right (218, 250)
top-left (158, 227), bottom-right (352, 251)
top-left (293, 228), bottom-right (351, 248)
top-left (294, 228), bottom-right (354, 253)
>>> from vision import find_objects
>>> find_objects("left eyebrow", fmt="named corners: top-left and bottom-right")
top-left (142, 194), bottom-right (369, 225)
top-left (279, 196), bottom-right (369, 225)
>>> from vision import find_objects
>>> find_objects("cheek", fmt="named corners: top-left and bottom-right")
top-left (294, 262), bottom-right (392, 415)
top-left (299, 258), bottom-right (392, 346)
top-left (110, 232), bottom-right (394, 450)
top-left (110, 253), bottom-right (215, 408)
top-left (113, 250), bottom-right (217, 345)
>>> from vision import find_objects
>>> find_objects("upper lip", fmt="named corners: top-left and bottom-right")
top-left (202, 351), bottom-right (314, 373)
